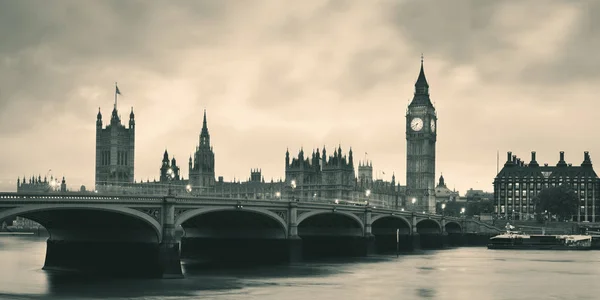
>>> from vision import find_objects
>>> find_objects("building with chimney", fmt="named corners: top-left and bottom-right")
top-left (493, 151), bottom-right (600, 222)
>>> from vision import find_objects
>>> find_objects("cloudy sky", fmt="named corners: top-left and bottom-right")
top-left (0, 0), bottom-right (598, 194)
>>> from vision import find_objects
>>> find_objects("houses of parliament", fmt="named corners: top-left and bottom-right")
top-left (19, 60), bottom-right (449, 213)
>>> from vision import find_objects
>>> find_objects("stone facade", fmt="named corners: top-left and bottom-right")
top-left (406, 58), bottom-right (437, 213)
top-left (493, 151), bottom-right (600, 222)
top-left (17, 175), bottom-right (66, 193)
top-left (95, 101), bottom-right (135, 187)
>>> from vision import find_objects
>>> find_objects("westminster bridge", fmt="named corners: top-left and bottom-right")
top-left (0, 192), bottom-right (502, 278)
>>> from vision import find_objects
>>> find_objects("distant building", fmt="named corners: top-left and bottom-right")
top-left (434, 175), bottom-right (460, 203)
top-left (464, 188), bottom-right (493, 202)
top-left (42, 59), bottom-right (451, 211)
top-left (95, 102), bottom-right (135, 188)
top-left (17, 175), bottom-right (66, 193)
top-left (493, 151), bottom-right (600, 222)
top-left (284, 147), bottom-right (400, 207)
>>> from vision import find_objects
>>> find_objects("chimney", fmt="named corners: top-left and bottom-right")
top-left (557, 151), bottom-right (567, 167)
top-left (560, 151), bottom-right (565, 161)
top-left (512, 155), bottom-right (517, 164)
top-left (507, 151), bottom-right (512, 162)
top-left (531, 151), bottom-right (536, 162)
top-left (582, 151), bottom-right (592, 166)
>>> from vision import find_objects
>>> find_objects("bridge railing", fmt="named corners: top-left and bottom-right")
top-left (0, 192), bottom-right (164, 203)
top-left (0, 192), bottom-right (459, 221)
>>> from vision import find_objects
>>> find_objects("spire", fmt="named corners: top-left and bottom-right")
top-left (415, 54), bottom-right (429, 94)
top-left (200, 109), bottom-right (210, 147)
top-left (97, 107), bottom-right (102, 120)
top-left (409, 55), bottom-right (433, 108)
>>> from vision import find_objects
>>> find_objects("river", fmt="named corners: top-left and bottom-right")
top-left (0, 236), bottom-right (598, 299)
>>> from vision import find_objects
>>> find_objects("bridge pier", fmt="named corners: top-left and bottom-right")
top-left (441, 232), bottom-right (449, 248)
top-left (411, 233), bottom-right (420, 250)
top-left (43, 239), bottom-right (164, 276)
top-left (363, 234), bottom-right (377, 256)
top-left (160, 197), bottom-right (183, 279)
top-left (287, 235), bottom-right (303, 262)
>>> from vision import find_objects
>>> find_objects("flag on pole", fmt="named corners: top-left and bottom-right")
top-left (116, 85), bottom-right (122, 95)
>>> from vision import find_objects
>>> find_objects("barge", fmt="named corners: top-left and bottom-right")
top-left (487, 223), bottom-right (592, 250)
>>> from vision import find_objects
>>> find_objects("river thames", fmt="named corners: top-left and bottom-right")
top-left (0, 236), bottom-right (598, 300)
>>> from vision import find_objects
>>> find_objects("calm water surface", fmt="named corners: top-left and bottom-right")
top-left (0, 236), bottom-right (599, 299)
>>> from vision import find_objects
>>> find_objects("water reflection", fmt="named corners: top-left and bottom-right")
top-left (1, 236), bottom-right (600, 299)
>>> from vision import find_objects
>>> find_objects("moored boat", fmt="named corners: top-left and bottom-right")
top-left (487, 223), bottom-right (592, 250)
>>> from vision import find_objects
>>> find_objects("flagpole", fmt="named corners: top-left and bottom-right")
top-left (114, 82), bottom-right (118, 109)
top-left (496, 150), bottom-right (499, 174)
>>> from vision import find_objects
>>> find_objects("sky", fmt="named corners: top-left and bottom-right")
top-left (0, 0), bottom-right (599, 194)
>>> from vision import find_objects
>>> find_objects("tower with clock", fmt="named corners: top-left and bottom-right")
top-left (406, 56), bottom-right (437, 213)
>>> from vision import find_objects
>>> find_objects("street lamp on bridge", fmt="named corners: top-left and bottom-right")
top-left (166, 168), bottom-right (175, 196)
top-left (290, 179), bottom-right (297, 201)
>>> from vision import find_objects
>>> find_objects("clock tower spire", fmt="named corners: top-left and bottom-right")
top-left (406, 56), bottom-right (437, 213)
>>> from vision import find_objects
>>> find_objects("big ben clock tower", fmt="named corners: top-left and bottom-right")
top-left (406, 56), bottom-right (437, 213)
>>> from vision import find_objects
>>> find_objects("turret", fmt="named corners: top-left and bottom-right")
top-left (348, 147), bottom-right (354, 166)
top-left (60, 176), bottom-right (66, 192)
top-left (438, 174), bottom-right (446, 187)
top-left (96, 108), bottom-right (102, 127)
top-left (129, 107), bottom-right (135, 128)
top-left (200, 109), bottom-right (210, 147)
top-left (163, 149), bottom-right (169, 164)
top-left (285, 148), bottom-right (290, 167)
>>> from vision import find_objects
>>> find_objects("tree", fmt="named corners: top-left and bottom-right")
top-left (466, 200), bottom-right (494, 215)
top-left (436, 201), bottom-right (465, 217)
top-left (533, 185), bottom-right (578, 222)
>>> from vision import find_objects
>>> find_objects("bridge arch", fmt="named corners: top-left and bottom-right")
top-left (444, 221), bottom-right (462, 233)
top-left (416, 218), bottom-right (442, 234)
top-left (297, 210), bottom-right (364, 229)
top-left (371, 214), bottom-right (412, 231)
top-left (175, 207), bottom-right (288, 238)
top-left (0, 204), bottom-right (162, 242)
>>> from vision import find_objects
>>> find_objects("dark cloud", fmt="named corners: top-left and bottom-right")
top-left (388, 0), bottom-right (600, 86)
top-left (0, 0), bottom-right (597, 194)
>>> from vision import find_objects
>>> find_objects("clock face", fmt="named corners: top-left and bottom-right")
top-left (430, 119), bottom-right (436, 132)
top-left (410, 117), bottom-right (423, 131)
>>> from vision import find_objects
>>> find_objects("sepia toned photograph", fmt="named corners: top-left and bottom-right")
top-left (0, 0), bottom-right (599, 299)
